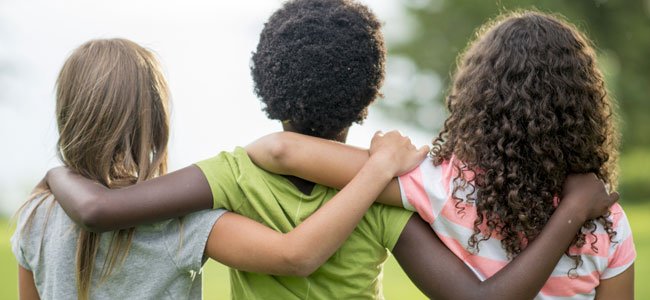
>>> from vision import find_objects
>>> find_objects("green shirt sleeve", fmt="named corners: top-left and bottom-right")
top-left (194, 150), bottom-right (247, 210)
top-left (367, 203), bottom-right (413, 251)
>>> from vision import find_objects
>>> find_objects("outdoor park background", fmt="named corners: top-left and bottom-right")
top-left (0, 0), bottom-right (648, 298)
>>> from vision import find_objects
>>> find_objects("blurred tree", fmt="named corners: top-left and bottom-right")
top-left (383, 0), bottom-right (650, 149)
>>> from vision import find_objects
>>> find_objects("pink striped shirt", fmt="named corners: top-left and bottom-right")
top-left (398, 156), bottom-right (636, 300)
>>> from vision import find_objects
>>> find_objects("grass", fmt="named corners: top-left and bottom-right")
top-left (1, 200), bottom-right (647, 299)
top-left (202, 252), bottom-right (426, 299)
top-left (619, 148), bottom-right (650, 203)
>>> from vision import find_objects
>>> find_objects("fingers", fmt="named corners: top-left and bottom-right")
top-left (608, 191), bottom-right (620, 205)
top-left (415, 145), bottom-right (430, 159)
top-left (372, 130), bottom-right (409, 145)
top-left (371, 130), bottom-right (423, 155)
top-left (595, 192), bottom-right (619, 217)
top-left (418, 145), bottom-right (430, 154)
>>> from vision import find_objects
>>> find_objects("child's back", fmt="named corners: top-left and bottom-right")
top-left (399, 11), bottom-right (635, 299)
top-left (197, 148), bottom-right (410, 299)
top-left (194, 0), bottom-right (412, 297)
top-left (13, 195), bottom-right (223, 299)
top-left (11, 38), bottom-right (224, 299)
top-left (399, 156), bottom-right (635, 299)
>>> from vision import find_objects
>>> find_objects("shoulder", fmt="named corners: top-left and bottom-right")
top-left (609, 203), bottom-right (630, 230)
top-left (195, 147), bottom-right (269, 185)
top-left (162, 209), bottom-right (227, 243)
top-left (159, 209), bottom-right (228, 271)
top-left (398, 156), bottom-right (449, 196)
top-left (182, 209), bottom-right (228, 229)
top-left (194, 148), bottom-right (252, 209)
top-left (14, 193), bottom-right (62, 237)
top-left (602, 203), bottom-right (634, 245)
top-left (599, 203), bottom-right (636, 279)
top-left (161, 209), bottom-right (227, 237)
top-left (11, 193), bottom-right (75, 269)
top-left (397, 157), bottom-right (450, 222)
top-left (196, 147), bottom-right (255, 169)
top-left (195, 149), bottom-right (241, 176)
top-left (364, 203), bottom-right (413, 248)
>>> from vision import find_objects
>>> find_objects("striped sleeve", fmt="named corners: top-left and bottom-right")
top-left (397, 157), bottom-right (447, 224)
top-left (601, 204), bottom-right (636, 279)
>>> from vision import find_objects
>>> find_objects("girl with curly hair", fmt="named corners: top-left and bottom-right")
top-left (246, 10), bottom-right (635, 299)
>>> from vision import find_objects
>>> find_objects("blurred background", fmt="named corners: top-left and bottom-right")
top-left (0, 0), bottom-right (647, 298)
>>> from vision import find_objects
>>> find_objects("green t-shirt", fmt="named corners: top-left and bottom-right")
top-left (196, 147), bottom-right (413, 299)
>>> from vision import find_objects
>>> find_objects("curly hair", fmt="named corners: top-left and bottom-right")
top-left (432, 11), bottom-right (619, 271)
top-left (251, 0), bottom-right (385, 138)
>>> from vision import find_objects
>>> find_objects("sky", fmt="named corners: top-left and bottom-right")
top-left (0, 0), bottom-right (440, 215)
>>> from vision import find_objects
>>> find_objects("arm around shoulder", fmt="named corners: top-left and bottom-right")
top-left (246, 131), bottom-right (314, 175)
top-left (45, 167), bottom-right (111, 232)
top-left (212, 131), bottom-right (427, 276)
top-left (204, 212), bottom-right (317, 277)
top-left (247, 131), bottom-right (404, 206)
top-left (46, 165), bottom-right (214, 232)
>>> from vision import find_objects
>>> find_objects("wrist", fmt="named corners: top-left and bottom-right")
top-left (555, 199), bottom-right (589, 225)
top-left (364, 156), bottom-right (396, 181)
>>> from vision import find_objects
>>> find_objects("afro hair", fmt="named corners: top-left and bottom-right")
top-left (251, 0), bottom-right (385, 138)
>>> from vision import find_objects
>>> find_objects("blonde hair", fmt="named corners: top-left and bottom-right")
top-left (20, 38), bottom-right (170, 299)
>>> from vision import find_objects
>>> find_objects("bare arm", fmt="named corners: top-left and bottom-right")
top-left (246, 131), bottom-right (401, 205)
top-left (248, 132), bottom-right (620, 298)
top-left (48, 131), bottom-right (429, 276)
top-left (205, 132), bottom-right (427, 276)
top-left (45, 165), bottom-right (213, 232)
top-left (18, 266), bottom-right (39, 300)
top-left (595, 265), bottom-right (634, 300)
top-left (394, 184), bottom-right (616, 300)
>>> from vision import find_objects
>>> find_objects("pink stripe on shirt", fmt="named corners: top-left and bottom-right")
top-left (609, 236), bottom-right (635, 268)
top-left (399, 157), bottom-right (636, 299)
top-left (437, 232), bottom-right (508, 279)
top-left (400, 167), bottom-right (435, 224)
top-left (439, 193), bottom-right (482, 231)
top-left (540, 271), bottom-right (600, 297)
top-left (567, 233), bottom-right (611, 258)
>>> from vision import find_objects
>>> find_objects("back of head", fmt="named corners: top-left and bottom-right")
top-left (56, 38), bottom-right (170, 188)
top-left (54, 38), bottom-right (170, 299)
top-left (434, 11), bottom-right (618, 260)
top-left (251, 0), bottom-right (385, 139)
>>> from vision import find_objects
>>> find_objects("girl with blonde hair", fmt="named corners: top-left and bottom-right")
top-left (12, 38), bottom-right (429, 299)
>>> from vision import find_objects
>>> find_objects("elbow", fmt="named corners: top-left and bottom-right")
top-left (281, 248), bottom-right (321, 277)
top-left (267, 133), bottom-right (292, 163)
top-left (263, 132), bottom-right (296, 174)
top-left (74, 195), bottom-right (109, 232)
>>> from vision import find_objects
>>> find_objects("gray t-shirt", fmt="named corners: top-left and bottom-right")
top-left (11, 194), bottom-right (225, 299)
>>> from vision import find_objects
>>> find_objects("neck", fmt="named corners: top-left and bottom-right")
top-left (279, 121), bottom-right (349, 195)
top-left (281, 122), bottom-right (349, 143)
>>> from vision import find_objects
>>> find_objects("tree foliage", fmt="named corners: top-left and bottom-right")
top-left (384, 0), bottom-right (650, 149)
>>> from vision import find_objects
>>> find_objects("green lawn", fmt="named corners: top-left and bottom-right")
top-left (1, 201), bottom-right (648, 298)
